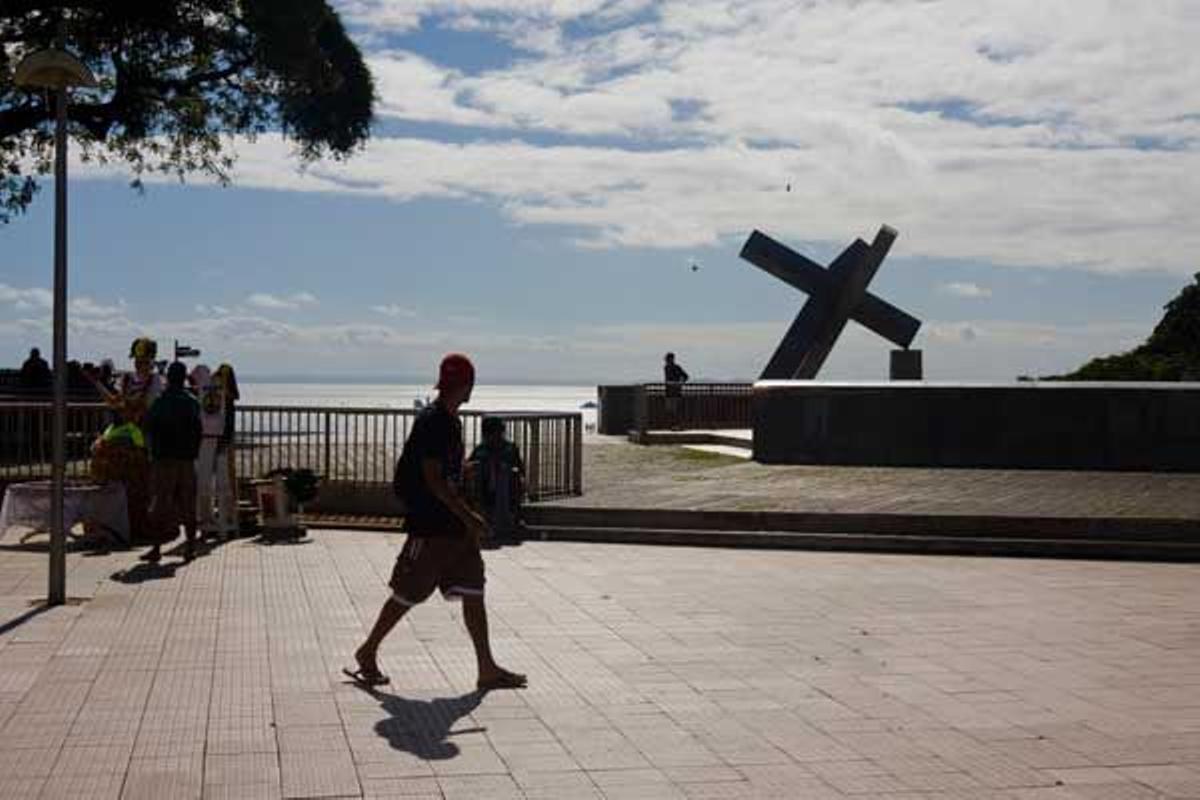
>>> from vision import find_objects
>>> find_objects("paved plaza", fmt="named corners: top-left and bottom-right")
top-left (565, 439), bottom-right (1200, 518)
top-left (1, 531), bottom-right (1199, 798)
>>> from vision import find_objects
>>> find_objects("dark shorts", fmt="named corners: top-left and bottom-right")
top-left (388, 535), bottom-right (485, 605)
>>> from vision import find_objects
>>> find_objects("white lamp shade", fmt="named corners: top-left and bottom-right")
top-left (14, 49), bottom-right (97, 90)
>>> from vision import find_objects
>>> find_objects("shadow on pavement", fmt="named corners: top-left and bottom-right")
top-left (353, 685), bottom-right (486, 761)
top-left (110, 561), bottom-right (180, 584)
top-left (0, 603), bottom-right (53, 637)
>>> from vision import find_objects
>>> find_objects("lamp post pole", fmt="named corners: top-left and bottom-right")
top-left (47, 80), bottom-right (69, 606)
top-left (15, 30), bottom-right (96, 607)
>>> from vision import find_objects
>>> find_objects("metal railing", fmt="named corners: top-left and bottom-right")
top-left (0, 402), bottom-right (111, 480)
top-left (1, 402), bottom-right (583, 502)
top-left (632, 383), bottom-right (753, 431)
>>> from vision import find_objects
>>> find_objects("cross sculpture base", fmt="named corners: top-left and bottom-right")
top-left (739, 226), bottom-right (922, 380)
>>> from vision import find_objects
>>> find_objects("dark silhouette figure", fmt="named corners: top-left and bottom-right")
top-left (19, 348), bottom-right (51, 389)
top-left (466, 416), bottom-right (526, 546)
top-left (143, 362), bottom-right (202, 563)
top-left (663, 352), bottom-right (689, 430)
top-left (349, 354), bottom-right (526, 693)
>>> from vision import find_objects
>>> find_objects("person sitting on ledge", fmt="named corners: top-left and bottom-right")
top-left (466, 416), bottom-right (526, 546)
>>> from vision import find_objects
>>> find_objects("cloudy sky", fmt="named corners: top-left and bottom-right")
top-left (2, 0), bottom-right (1198, 383)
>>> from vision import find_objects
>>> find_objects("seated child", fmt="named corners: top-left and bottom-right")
top-left (466, 416), bottom-right (526, 543)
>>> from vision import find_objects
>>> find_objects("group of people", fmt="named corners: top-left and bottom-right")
top-left (18, 347), bottom-right (119, 395)
top-left (86, 338), bottom-right (240, 561)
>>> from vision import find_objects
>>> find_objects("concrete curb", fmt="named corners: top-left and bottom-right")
top-left (525, 506), bottom-right (1200, 541)
top-left (524, 506), bottom-right (1200, 561)
top-left (524, 525), bottom-right (1200, 561)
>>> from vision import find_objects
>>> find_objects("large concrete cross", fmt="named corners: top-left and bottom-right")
top-left (740, 226), bottom-right (921, 380)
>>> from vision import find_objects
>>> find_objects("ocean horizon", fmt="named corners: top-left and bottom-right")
top-left (239, 382), bottom-right (601, 428)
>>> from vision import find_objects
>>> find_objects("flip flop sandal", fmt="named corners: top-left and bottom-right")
top-left (342, 666), bottom-right (390, 687)
top-left (477, 671), bottom-right (527, 691)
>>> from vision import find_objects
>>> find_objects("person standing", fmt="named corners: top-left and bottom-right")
top-left (143, 362), bottom-right (202, 562)
top-left (19, 347), bottom-right (51, 390)
top-left (663, 352), bottom-right (690, 430)
top-left (347, 353), bottom-right (526, 691)
top-left (191, 365), bottom-right (237, 540)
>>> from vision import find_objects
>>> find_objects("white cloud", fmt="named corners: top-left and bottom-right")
top-left (60, 2), bottom-right (1200, 277)
top-left (0, 283), bottom-right (52, 310)
top-left (246, 292), bottom-right (319, 310)
top-left (71, 296), bottom-right (127, 317)
top-left (939, 282), bottom-right (992, 299)
top-left (370, 304), bottom-right (418, 318)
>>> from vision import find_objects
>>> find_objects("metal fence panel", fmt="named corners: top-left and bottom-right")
top-left (1, 403), bottom-right (583, 502)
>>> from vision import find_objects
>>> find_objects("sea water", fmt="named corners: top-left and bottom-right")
top-left (240, 383), bottom-right (599, 429)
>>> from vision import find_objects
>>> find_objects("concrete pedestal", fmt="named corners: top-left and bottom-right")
top-left (598, 385), bottom-right (638, 435)
top-left (754, 381), bottom-right (1200, 471)
top-left (890, 349), bottom-right (922, 380)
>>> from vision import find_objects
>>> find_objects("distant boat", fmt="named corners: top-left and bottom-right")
top-left (579, 401), bottom-right (597, 409)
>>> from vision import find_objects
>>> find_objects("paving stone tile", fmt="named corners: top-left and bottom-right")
top-left (278, 751), bottom-right (360, 798)
top-left (52, 743), bottom-right (134, 775)
top-left (121, 755), bottom-right (204, 800)
top-left (0, 777), bottom-right (46, 799)
top-left (202, 784), bottom-right (284, 800)
top-left (0, 746), bottom-right (61, 778)
top-left (437, 773), bottom-right (523, 800)
top-left (37, 770), bottom-right (126, 800)
top-left (203, 752), bottom-right (281, 786)
top-left (360, 776), bottom-right (444, 799)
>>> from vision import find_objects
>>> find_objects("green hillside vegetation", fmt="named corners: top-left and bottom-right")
top-left (1051, 273), bottom-right (1200, 381)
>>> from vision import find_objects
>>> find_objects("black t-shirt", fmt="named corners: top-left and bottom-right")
top-left (395, 402), bottom-right (465, 537)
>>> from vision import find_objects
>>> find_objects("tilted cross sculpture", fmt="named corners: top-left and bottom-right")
top-left (740, 226), bottom-right (921, 380)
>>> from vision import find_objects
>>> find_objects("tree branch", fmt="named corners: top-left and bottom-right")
top-left (0, 102), bottom-right (49, 139)
top-left (146, 56), bottom-right (254, 94)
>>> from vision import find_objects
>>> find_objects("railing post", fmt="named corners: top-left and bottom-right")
top-left (572, 414), bottom-right (583, 496)
top-left (323, 411), bottom-right (331, 482)
top-left (527, 420), bottom-right (540, 501)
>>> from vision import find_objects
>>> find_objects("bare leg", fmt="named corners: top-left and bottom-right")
top-left (463, 595), bottom-right (526, 689)
top-left (356, 597), bottom-right (410, 671)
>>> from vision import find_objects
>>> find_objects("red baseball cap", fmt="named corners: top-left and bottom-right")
top-left (436, 353), bottom-right (475, 390)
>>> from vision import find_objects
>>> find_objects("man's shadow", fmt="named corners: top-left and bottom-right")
top-left (358, 686), bottom-right (486, 760)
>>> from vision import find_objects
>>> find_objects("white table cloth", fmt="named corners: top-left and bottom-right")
top-left (0, 481), bottom-right (130, 546)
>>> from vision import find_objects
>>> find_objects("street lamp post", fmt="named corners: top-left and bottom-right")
top-left (15, 45), bottom-right (97, 606)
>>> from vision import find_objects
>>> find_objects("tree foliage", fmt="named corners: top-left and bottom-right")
top-left (1053, 273), bottom-right (1200, 380)
top-left (0, 0), bottom-right (374, 222)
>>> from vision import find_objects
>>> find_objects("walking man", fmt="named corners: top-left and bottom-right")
top-left (347, 353), bottom-right (527, 691)
top-left (143, 361), bottom-right (202, 562)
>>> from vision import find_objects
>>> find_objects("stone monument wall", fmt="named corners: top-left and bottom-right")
top-left (754, 382), bottom-right (1200, 471)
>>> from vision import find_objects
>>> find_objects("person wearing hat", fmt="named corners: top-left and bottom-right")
top-left (347, 353), bottom-right (527, 692)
